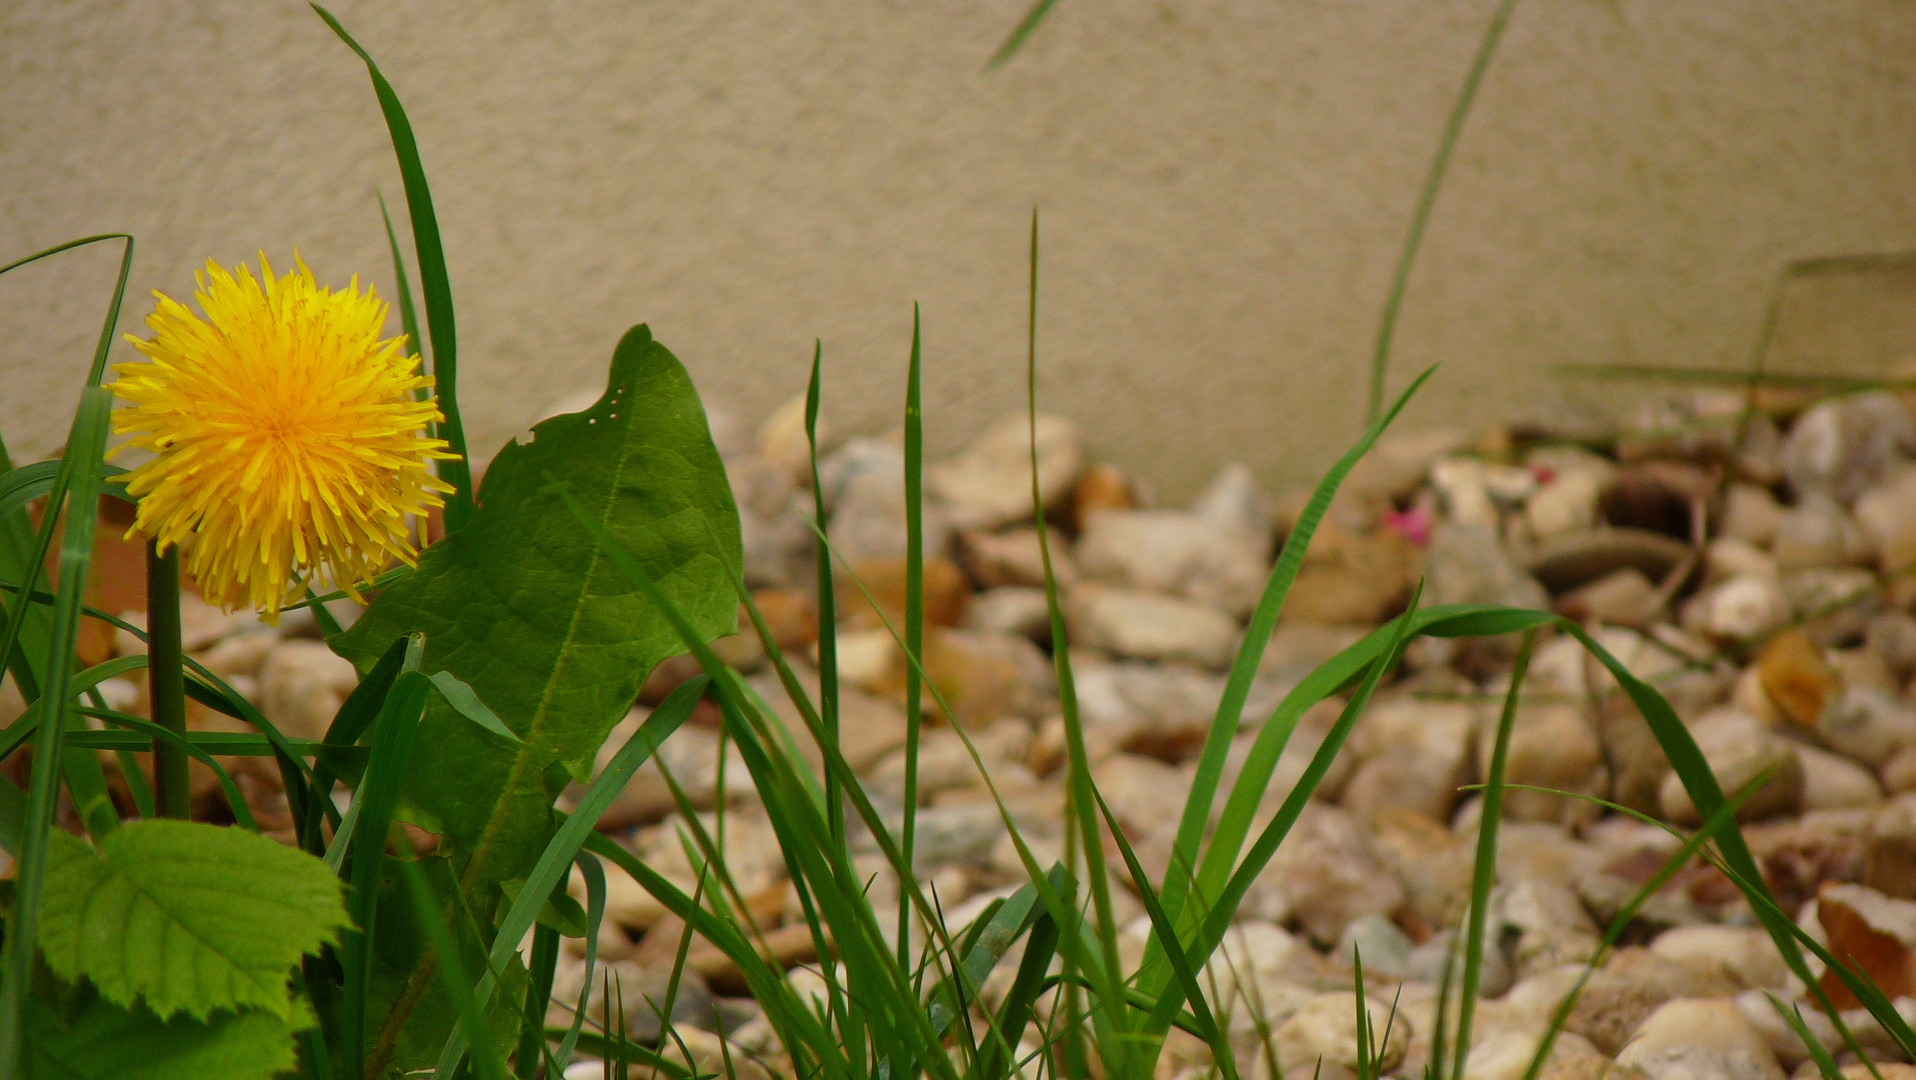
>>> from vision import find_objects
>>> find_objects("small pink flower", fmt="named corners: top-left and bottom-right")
top-left (1383, 502), bottom-right (1435, 547)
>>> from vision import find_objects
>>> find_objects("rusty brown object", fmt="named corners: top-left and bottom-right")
top-left (1817, 885), bottom-right (1916, 1009)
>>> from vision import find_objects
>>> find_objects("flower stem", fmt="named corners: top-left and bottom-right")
top-left (146, 541), bottom-right (191, 819)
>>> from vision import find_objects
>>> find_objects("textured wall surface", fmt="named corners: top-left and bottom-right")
top-left (5, 1), bottom-right (1915, 496)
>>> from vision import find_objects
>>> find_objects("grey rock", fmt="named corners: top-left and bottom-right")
top-left (1430, 521), bottom-right (1551, 609)
top-left (1333, 913), bottom-right (1413, 978)
top-left (1405, 928), bottom-right (1512, 997)
top-left (1783, 392), bottom-right (1916, 506)
top-left (965, 586), bottom-right (1053, 645)
top-left (1820, 685), bottom-right (1916, 768)
top-left (1771, 492), bottom-right (1875, 570)
top-left (1524, 527), bottom-right (1690, 595)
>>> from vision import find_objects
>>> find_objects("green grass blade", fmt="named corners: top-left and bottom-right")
top-left (1092, 783), bottom-right (1239, 1080)
top-left (986, 0), bottom-right (1062, 69)
top-left (1161, 364), bottom-right (1437, 945)
top-left (1024, 211), bottom-right (1133, 1072)
top-left (1552, 363), bottom-right (1916, 392)
top-left (515, 924), bottom-right (561, 1078)
top-left (377, 190), bottom-right (431, 410)
top-left (1516, 779), bottom-right (1766, 1080)
top-left (553, 851), bottom-right (606, 1071)
top-left (1148, 583), bottom-right (1426, 1041)
top-left (341, 644), bottom-right (428, 1080)
top-left (1367, 0), bottom-right (1519, 421)
top-left (312, 4), bottom-right (475, 529)
top-left (1766, 995), bottom-right (1844, 1080)
top-left (73, 706), bottom-right (259, 829)
top-left (0, 383), bottom-right (117, 1077)
top-left (1451, 630), bottom-right (1535, 1080)
top-left (806, 342), bottom-right (843, 846)
top-left (901, 304), bottom-right (925, 975)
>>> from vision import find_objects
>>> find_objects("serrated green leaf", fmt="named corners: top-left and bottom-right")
top-left (22, 988), bottom-right (309, 1080)
top-left (36, 821), bottom-right (348, 1020)
top-left (331, 325), bottom-right (741, 886)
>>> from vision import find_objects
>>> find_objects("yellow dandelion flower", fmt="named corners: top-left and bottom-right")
top-left (106, 252), bottom-right (457, 619)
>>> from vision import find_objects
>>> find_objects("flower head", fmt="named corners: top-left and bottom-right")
top-left (107, 253), bottom-right (457, 619)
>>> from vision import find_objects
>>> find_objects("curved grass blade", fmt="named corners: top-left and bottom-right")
top-left (1367, 0), bottom-right (1519, 420)
top-left (377, 190), bottom-right (429, 403)
top-left (75, 706), bottom-right (260, 830)
top-left (553, 851), bottom-right (607, 1071)
top-left (1516, 780), bottom-right (1766, 1080)
top-left (804, 343), bottom-right (843, 846)
top-left (1092, 782), bottom-right (1239, 1080)
top-left (1147, 583), bottom-right (1426, 1041)
top-left (312, 5), bottom-right (474, 529)
top-left (1024, 210), bottom-right (1133, 1075)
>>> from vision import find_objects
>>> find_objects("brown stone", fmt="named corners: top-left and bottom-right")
top-left (1756, 628), bottom-right (1842, 727)
top-left (1071, 463), bottom-right (1140, 530)
top-left (1284, 526), bottom-right (1420, 625)
top-left (1816, 882), bottom-right (1916, 1008)
top-left (866, 627), bottom-right (1052, 725)
top-left (836, 555), bottom-right (970, 630)
top-left (750, 587), bottom-right (818, 650)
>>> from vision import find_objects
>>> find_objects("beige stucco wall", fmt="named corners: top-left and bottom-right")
top-left (5, 1), bottom-right (1915, 497)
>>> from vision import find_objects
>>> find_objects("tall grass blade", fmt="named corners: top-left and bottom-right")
top-left (0, 228), bottom-right (130, 1074)
top-left (900, 304), bottom-right (925, 973)
top-left (312, 4), bottom-right (475, 529)
top-left (340, 636), bottom-right (427, 1080)
top-left (1093, 783), bottom-right (1238, 1080)
top-left (806, 342), bottom-right (843, 846)
top-left (515, 924), bottom-right (561, 1078)
top-left (554, 851), bottom-right (607, 1071)
top-left (1147, 583), bottom-right (1426, 1042)
top-left (1451, 629), bottom-right (1536, 1080)
top-left (1367, 0), bottom-right (1519, 422)
top-left (1025, 210), bottom-right (1133, 1074)
top-left (1160, 364), bottom-right (1436, 951)
top-left (377, 190), bottom-right (429, 405)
